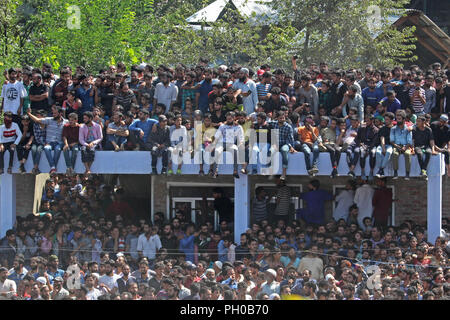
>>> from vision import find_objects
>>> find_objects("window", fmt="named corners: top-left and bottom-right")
top-left (332, 185), bottom-right (396, 225)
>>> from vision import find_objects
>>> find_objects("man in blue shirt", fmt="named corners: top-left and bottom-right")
top-left (361, 77), bottom-right (384, 109)
top-left (195, 69), bottom-right (219, 114)
top-left (128, 109), bottom-right (158, 150)
top-left (179, 223), bottom-right (197, 263)
top-left (390, 109), bottom-right (412, 179)
top-left (378, 90), bottom-right (402, 114)
top-left (296, 179), bottom-right (333, 225)
top-left (76, 75), bottom-right (95, 114)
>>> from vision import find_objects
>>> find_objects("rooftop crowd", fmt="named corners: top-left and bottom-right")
top-left (0, 58), bottom-right (449, 300)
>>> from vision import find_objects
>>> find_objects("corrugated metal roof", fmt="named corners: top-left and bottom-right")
top-left (186, 0), bottom-right (276, 24)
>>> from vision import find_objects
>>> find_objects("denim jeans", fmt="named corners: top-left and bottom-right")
top-left (105, 135), bottom-right (127, 150)
top-left (300, 143), bottom-right (319, 170)
top-left (63, 145), bottom-right (80, 169)
top-left (375, 145), bottom-right (393, 169)
top-left (280, 144), bottom-right (290, 169)
top-left (44, 142), bottom-right (64, 168)
top-left (31, 144), bottom-right (44, 166)
top-left (250, 143), bottom-right (271, 171)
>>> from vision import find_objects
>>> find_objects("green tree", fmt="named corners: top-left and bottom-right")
top-left (270, 0), bottom-right (417, 69)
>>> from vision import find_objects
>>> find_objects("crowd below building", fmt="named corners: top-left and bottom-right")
top-left (0, 58), bottom-right (449, 300)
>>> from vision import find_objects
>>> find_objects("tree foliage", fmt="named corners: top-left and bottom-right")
top-left (0, 0), bottom-right (417, 73)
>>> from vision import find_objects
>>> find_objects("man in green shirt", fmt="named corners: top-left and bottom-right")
top-left (318, 116), bottom-right (341, 178)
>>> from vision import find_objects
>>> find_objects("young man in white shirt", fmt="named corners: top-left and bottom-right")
top-left (0, 111), bottom-right (22, 174)
top-left (1, 68), bottom-right (27, 123)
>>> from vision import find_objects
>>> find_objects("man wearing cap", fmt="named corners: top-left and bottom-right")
top-left (260, 268), bottom-right (280, 296)
top-left (50, 276), bottom-right (69, 300)
top-left (232, 68), bottom-right (259, 115)
top-left (430, 114), bottom-right (450, 177)
top-left (47, 255), bottom-right (65, 282)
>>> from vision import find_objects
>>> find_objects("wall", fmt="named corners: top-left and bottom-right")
top-left (15, 175), bottom-right (37, 216)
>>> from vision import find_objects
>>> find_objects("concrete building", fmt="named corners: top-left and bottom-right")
top-left (0, 150), bottom-right (447, 244)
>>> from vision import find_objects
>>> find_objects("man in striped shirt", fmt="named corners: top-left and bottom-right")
top-left (256, 72), bottom-right (272, 102)
top-left (27, 106), bottom-right (68, 174)
top-left (0, 111), bottom-right (22, 174)
top-left (409, 77), bottom-right (426, 115)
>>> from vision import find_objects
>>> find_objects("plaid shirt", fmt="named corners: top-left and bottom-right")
top-left (268, 121), bottom-right (294, 148)
top-left (33, 122), bottom-right (46, 145)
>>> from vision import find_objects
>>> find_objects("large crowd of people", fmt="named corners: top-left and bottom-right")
top-left (0, 58), bottom-right (449, 300)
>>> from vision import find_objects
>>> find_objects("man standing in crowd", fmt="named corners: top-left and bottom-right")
top-left (232, 68), bottom-right (258, 115)
top-left (1, 68), bottom-right (27, 123)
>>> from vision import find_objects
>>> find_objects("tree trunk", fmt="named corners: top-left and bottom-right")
top-left (303, 28), bottom-right (310, 67)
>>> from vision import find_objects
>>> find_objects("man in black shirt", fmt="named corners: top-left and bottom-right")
top-left (29, 73), bottom-right (49, 112)
top-left (262, 87), bottom-right (287, 115)
top-left (356, 114), bottom-right (378, 180)
top-left (250, 112), bottom-right (272, 174)
top-left (412, 115), bottom-right (436, 178)
top-left (213, 187), bottom-right (233, 225)
top-left (375, 112), bottom-right (395, 178)
top-left (430, 114), bottom-right (450, 177)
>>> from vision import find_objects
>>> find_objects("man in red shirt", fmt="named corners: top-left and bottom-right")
top-left (62, 112), bottom-right (80, 175)
top-left (372, 177), bottom-right (393, 227)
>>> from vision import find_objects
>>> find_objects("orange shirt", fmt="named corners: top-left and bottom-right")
top-left (297, 126), bottom-right (319, 144)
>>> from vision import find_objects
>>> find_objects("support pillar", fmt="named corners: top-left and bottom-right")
top-left (234, 174), bottom-right (250, 244)
top-left (427, 154), bottom-right (444, 243)
top-left (0, 174), bottom-right (16, 238)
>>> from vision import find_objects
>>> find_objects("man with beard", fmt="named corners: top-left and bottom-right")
top-left (232, 68), bottom-right (259, 115)
top-left (375, 112), bottom-right (395, 177)
top-left (148, 115), bottom-right (171, 175)
top-left (298, 245), bottom-right (324, 281)
top-left (7, 256), bottom-right (27, 285)
top-left (29, 73), bottom-right (49, 113)
top-left (27, 105), bottom-right (68, 174)
top-left (318, 116), bottom-right (341, 178)
top-left (341, 85), bottom-right (364, 122)
top-left (79, 111), bottom-right (102, 176)
top-left (62, 112), bottom-right (80, 175)
top-left (128, 109), bottom-right (158, 150)
top-left (114, 264), bottom-right (136, 294)
top-left (362, 77), bottom-right (384, 109)
top-left (297, 114), bottom-right (320, 176)
top-left (250, 112), bottom-right (272, 175)
top-left (50, 276), bottom-right (69, 300)
top-left (84, 273), bottom-right (102, 300)
top-left (356, 114), bottom-right (378, 181)
top-left (268, 110), bottom-right (296, 180)
top-left (52, 68), bottom-right (71, 107)
top-left (137, 225), bottom-right (162, 269)
top-left (99, 260), bottom-right (121, 295)
top-left (0, 111), bottom-right (22, 174)
top-left (390, 109), bottom-right (412, 179)
top-left (1, 68), bottom-right (27, 123)
top-left (154, 72), bottom-right (178, 113)
top-left (212, 111), bottom-right (244, 178)
top-left (430, 114), bottom-right (450, 177)
top-left (160, 223), bottom-right (178, 259)
top-left (0, 267), bottom-right (16, 298)
top-left (337, 115), bottom-right (360, 178)
top-left (412, 115), bottom-right (436, 178)
top-left (47, 255), bottom-right (65, 281)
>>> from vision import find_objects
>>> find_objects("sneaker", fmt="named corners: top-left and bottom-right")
top-left (405, 172), bottom-right (410, 180)
top-left (176, 169), bottom-right (182, 175)
top-left (35, 168), bottom-right (41, 175)
top-left (161, 167), bottom-right (167, 175)
top-left (233, 171), bottom-right (240, 179)
top-left (393, 170), bottom-right (398, 180)
top-left (208, 169), bottom-right (214, 177)
top-left (199, 170), bottom-right (205, 176)
top-left (421, 169), bottom-right (427, 178)
top-left (331, 168), bottom-right (337, 179)
top-left (19, 164), bottom-right (26, 174)
top-left (280, 175), bottom-right (286, 181)
top-left (167, 169), bottom-right (173, 175)
top-left (307, 169), bottom-right (313, 177)
top-left (213, 170), bottom-right (218, 179)
top-left (240, 168), bottom-right (248, 175)
top-left (376, 168), bottom-right (384, 178)
top-left (152, 168), bottom-right (157, 175)
top-left (311, 165), bottom-right (319, 174)
top-left (348, 171), bottom-right (356, 179)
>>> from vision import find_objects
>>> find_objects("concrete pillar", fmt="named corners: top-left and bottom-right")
top-left (234, 174), bottom-right (250, 244)
top-left (427, 154), bottom-right (444, 243)
top-left (0, 174), bottom-right (16, 237)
